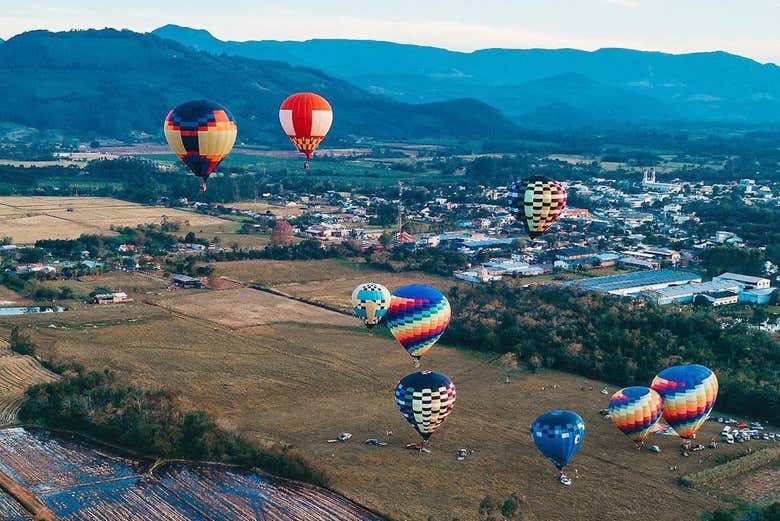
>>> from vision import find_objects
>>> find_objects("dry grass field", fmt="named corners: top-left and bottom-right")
top-left (40, 271), bottom-right (169, 299)
top-left (0, 197), bottom-right (230, 244)
top-left (213, 259), bottom-right (457, 313)
top-left (0, 287), bottom-right (30, 307)
top-left (9, 287), bottom-right (755, 521)
top-left (152, 288), bottom-right (356, 329)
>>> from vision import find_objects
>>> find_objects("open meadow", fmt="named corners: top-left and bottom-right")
top-left (213, 259), bottom-right (457, 313)
top-left (7, 281), bottom-right (771, 521)
top-left (0, 197), bottom-right (230, 244)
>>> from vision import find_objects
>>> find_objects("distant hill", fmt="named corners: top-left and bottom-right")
top-left (0, 29), bottom-right (516, 142)
top-left (154, 25), bottom-right (780, 126)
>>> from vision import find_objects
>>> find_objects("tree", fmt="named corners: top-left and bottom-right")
top-left (184, 231), bottom-right (197, 244)
top-left (270, 220), bottom-right (293, 246)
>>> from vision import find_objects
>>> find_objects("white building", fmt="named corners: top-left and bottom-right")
top-left (713, 272), bottom-right (771, 290)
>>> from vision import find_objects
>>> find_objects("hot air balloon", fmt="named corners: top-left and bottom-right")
top-left (608, 387), bottom-right (664, 445)
top-left (531, 410), bottom-right (585, 474)
top-left (279, 92), bottom-right (333, 169)
top-left (507, 176), bottom-right (567, 239)
top-left (651, 364), bottom-right (718, 439)
top-left (384, 285), bottom-right (451, 366)
top-left (164, 100), bottom-right (237, 192)
top-left (351, 282), bottom-right (392, 329)
top-left (395, 371), bottom-right (456, 451)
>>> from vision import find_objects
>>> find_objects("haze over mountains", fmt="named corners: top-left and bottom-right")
top-left (0, 25), bottom-right (778, 144)
top-left (154, 24), bottom-right (780, 127)
top-left (0, 29), bottom-right (514, 143)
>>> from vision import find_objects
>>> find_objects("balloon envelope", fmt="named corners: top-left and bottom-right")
top-left (651, 364), bottom-right (718, 439)
top-left (394, 371), bottom-right (456, 441)
top-left (530, 410), bottom-right (585, 470)
top-left (507, 176), bottom-right (567, 239)
top-left (608, 387), bottom-right (664, 443)
top-left (384, 285), bottom-right (451, 361)
top-left (351, 282), bottom-right (391, 328)
top-left (164, 100), bottom-right (237, 181)
top-left (279, 92), bottom-right (333, 160)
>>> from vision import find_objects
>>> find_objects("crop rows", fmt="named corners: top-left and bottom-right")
top-left (0, 488), bottom-right (32, 520)
top-left (684, 445), bottom-right (780, 487)
top-left (0, 356), bottom-right (59, 395)
top-left (157, 463), bottom-right (383, 521)
top-left (41, 477), bottom-right (206, 521)
top-left (0, 428), bottom-right (144, 493)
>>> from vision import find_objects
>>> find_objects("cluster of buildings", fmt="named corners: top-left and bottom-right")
top-left (570, 270), bottom-right (775, 306)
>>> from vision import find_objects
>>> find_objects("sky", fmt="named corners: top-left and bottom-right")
top-left (1, 0), bottom-right (778, 64)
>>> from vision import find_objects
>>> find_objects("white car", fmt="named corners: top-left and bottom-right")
top-left (724, 434), bottom-right (734, 444)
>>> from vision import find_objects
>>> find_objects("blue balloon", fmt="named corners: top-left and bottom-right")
top-left (530, 410), bottom-right (585, 470)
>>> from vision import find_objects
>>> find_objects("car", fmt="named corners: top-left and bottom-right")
top-left (722, 426), bottom-right (732, 433)
top-left (456, 448), bottom-right (467, 461)
top-left (725, 435), bottom-right (735, 444)
top-left (769, 433), bottom-right (776, 440)
top-left (737, 422), bottom-right (749, 429)
top-left (647, 445), bottom-right (661, 453)
top-left (762, 434), bottom-right (770, 441)
top-left (751, 434), bottom-right (762, 440)
top-left (717, 417), bottom-right (725, 423)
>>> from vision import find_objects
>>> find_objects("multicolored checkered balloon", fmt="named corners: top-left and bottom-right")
top-left (164, 100), bottom-right (237, 192)
top-left (395, 371), bottom-right (456, 446)
top-left (351, 282), bottom-right (392, 329)
top-left (651, 364), bottom-right (718, 439)
top-left (608, 386), bottom-right (664, 444)
top-left (384, 285), bottom-right (451, 364)
top-left (507, 176), bottom-right (567, 239)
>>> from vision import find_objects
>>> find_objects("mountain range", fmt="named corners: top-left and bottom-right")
top-left (153, 25), bottom-right (780, 126)
top-left (0, 29), bottom-right (514, 143)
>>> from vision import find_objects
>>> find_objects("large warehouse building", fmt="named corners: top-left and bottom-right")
top-left (571, 270), bottom-right (701, 296)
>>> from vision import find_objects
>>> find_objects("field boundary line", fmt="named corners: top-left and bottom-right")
top-left (683, 445), bottom-right (780, 487)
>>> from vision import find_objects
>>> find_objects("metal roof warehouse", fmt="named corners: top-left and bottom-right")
top-left (572, 269), bottom-right (701, 296)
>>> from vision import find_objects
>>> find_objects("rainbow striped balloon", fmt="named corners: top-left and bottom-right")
top-left (385, 285), bottom-right (451, 364)
top-left (651, 364), bottom-right (718, 439)
top-left (608, 386), bottom-right (664, 444)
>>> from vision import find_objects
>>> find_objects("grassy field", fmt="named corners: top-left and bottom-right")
top-left (213, 259), bottom-right (457, 312)
top-left (39, 271), bottom-right (169, 299)
top-left (0, 197), bottom-right (230, 244)
top-left (7, 281), bottom-right (758, 521)
top-left (0, 287), bottom-right (30, 307)
top-left (180, 219), bottom-right (272, 250)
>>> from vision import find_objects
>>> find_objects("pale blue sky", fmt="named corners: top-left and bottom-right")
top-left (1, 0), bottom-right (778, 64)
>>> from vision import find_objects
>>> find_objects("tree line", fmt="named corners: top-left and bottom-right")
top-left (443, 284), bottom-right (780, 425)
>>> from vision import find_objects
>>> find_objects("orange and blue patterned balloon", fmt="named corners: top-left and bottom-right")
top-left (395, 371), bottom-right (456, 444)
top-left (608, 387), bottom-right (664, 444)
top-left (164, 100), bottom-right (237, 190)
top-left (651, 364), bottom-right (718, 439)
top-left (385, 285), bottom-right (451, 364)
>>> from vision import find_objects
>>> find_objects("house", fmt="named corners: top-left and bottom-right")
top-left (90, 292), bottom-right (130, 304)
top-left (618, 256), bottom-right (661, 270)
top-left (171, 274), bottom-right (203, 289)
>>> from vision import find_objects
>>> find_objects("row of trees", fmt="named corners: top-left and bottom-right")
top-left (443, 285), bottom-right (780, 424)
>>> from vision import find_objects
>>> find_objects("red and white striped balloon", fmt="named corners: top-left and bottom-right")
top-left (279, 92), bottom-right (333, 166)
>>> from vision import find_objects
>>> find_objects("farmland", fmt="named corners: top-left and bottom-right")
top-left (0, 428), bottom-right (381, 520)
top-left (0, 340), bottom-right (59, 427)
top-left (0, 197), bottom-right (230, 244)
top-left (10, 280), bottom-right (767, 521)
top-left (212, 258), bottom-right (456, 312)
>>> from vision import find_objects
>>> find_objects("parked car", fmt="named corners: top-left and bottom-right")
top-left (724, 435), bottom-right (734, 444)
top-left (735, 436), bottom-right (745, 443)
